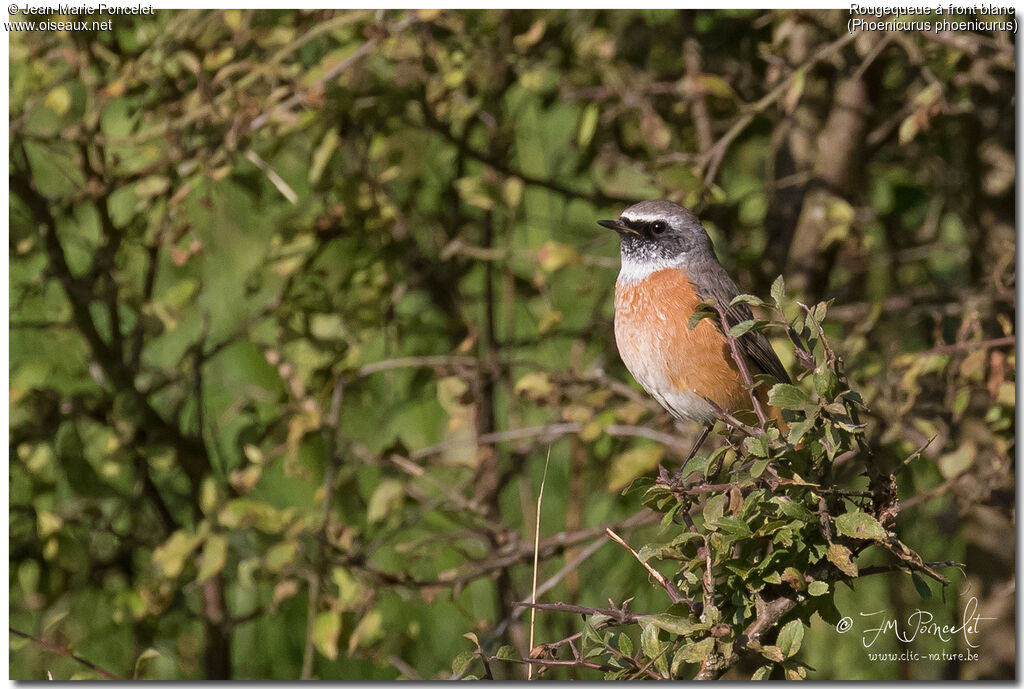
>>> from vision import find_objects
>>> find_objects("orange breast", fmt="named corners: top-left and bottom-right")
top-left (614, 268), bottom-right (749, 422)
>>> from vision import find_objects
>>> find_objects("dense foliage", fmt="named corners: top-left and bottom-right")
top-left (9, 8), bottom-right (1014, 680)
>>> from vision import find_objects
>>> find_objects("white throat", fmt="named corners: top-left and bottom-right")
top-left (617, 253), bottom-right (686, 285)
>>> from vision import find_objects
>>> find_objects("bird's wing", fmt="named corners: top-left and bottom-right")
top-left (691, 259), bottom-right (792, 384)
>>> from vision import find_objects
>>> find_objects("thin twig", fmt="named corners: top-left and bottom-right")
top-left (700, 535), bottom-right (715, 615)
top-left (714, 304), bottom-right (768, 426)
top-left (301, 376), bottom-right (345, 680)
top-left (10, 628), bottom-right (125, 680)
top-left (484, 535), bottom-right (611, 649)
top-left (387, 654), bottom-right (422, 680)
top-left (700, 31), bottom-right (856, 186)
top-left (243, 149), bottom-right (298, 204)
top-left (605, 528), bottom-right (684, 604)
top-left (408, 422), bottom-right (693, 463)
top-left (248, 14), bottom-right (418, 131)
top-left (912, 335), bottom-right (1015, 357)
top-left (702, 397), bottom-right (762, 438)
top-left (516, 602), bottom-right (648, 625)
top-left (527, 448), bottom-right (552, 680)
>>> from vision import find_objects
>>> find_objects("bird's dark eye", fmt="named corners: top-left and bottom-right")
top-left (651, 221), bottom-right (668, 235)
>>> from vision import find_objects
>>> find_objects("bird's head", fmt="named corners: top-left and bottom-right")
top-left (597, 200), bottom-right (714, 278)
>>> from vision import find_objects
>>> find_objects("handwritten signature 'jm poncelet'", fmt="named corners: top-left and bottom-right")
top-left (858, 596), bottom-right (994, 649)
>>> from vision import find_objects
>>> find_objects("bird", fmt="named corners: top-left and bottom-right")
top-left (598, 200), bottom-right (790, 471)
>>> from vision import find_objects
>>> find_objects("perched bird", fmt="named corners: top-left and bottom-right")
top-left (599, 200), bottom-right (790, 466)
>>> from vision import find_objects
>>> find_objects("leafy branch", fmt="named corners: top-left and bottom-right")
top-left (474, 277), bottom-right (960, 679)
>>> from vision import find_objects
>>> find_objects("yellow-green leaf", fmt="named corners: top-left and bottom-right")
top-left (348, 608), bottom-right (383, 653)
top-left (577, 104), bottom-right (599, 147)
top-left (608, 445), bottom-right (664, 492)
top-left (264, 541), bottom-right (297, 572)
top-left (938, 442), bottom-right (975, 479)
top-left (196, 534), bottom-right (227, 583)
top-left (313, 611), bottom-right (341, 660)
top-left (309, 129), bottom-right (339, 184)
top-left (835, 511), bottom-right (888, 541)
top-left (827, 543), bottom-right (858, 577)
top-left (367, 479), bottom-right (404, 524)
top-left (153, 530), bottom-right (204, 579)
top-left (36, 510), bottom-right (63, 539)
top-left (537, 240), bottom-right (579, 272)
top-left (514, 372), bottom-right (553, 398)
top-left (44, 87), bottom-right (70, 115)
top-left (513, 19), bottom-right (546, 51)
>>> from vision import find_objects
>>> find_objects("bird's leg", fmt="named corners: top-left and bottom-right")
top-left (672, 424), bottom-right (711, 483)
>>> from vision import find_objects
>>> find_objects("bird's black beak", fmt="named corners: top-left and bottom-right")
top-left (597, 219), bottom-right (637, 235)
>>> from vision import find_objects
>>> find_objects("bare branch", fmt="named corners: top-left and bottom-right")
top-left (9, 628), bottom-right (125, 680)
top-left (606, 527), bottom-right (684, 605)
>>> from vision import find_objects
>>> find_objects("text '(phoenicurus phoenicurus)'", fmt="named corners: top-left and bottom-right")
top-left (599, 200), bottom-right (791, 472)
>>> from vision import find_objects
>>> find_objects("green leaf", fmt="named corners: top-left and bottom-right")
top-left (911, 573), bottom-right (932, 599)
top-left (640, 621), bottom-right (663, 660)
top-left (751, 665), bottom-right (773, 680)
top-left (786, 417), bottom-right (816, 446)
top-left (618, 631), bottom-right (634, 657)
top-left (771, 496), bottom-right (815, 522)
top-left (496, 645), bottom-right (517, 660)
top-left (453, 176), bottom-right (496, 210)
top-left (728, 319), bottom-right (760, 337)
top-left (161, 278), bottom-right (200, 309)
top-left (827, 543), bottom-right (859, 577)
top-left (730, 293), bottom-right (765, 307)
top-left (637, 531), bottom-right (704, 562)
top-left (677, 636), bottom-right (715, 663)
top-left (768, 383), bottom-right (811, 410)
top-left (309, 128), bottom-right (339, 184)
top-left (715, 516), bottom-right (752, 538)
top-left (132, 648), bottom-right (161, 679)
top-left (688, 305), bottom-right (716, 330)
top-left (743, 435), bottom-right (769, 458)
top-left (770, 275), bottom-right (785, 307)
top-left (760, 645), bottom-right (785, 663)
top-left (650, 613), bottom-right (702, 637)
top-left (313, 611), bottom-right (341, 661)
top-left (451, 650), bottom-right (475, 676)
top-left (776, 620), bottom-right (804, 657)
top-left (808, 580), bottom-right (829, 596)
top-left (781, 567), bottom-right (806, 591)
top-left (835, 511), bottom-right (888, 541)
top-left (813, 369), bottom-right (839, 400)
top-left (702, 493), bottom-right (727, 523)
top-left (814, 596), bottom-right (843, 626)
